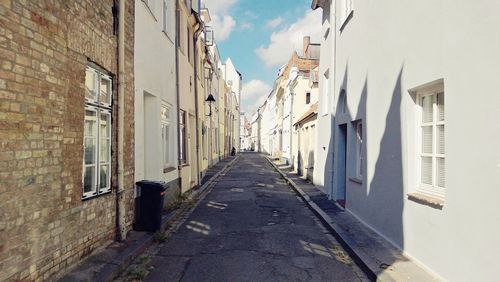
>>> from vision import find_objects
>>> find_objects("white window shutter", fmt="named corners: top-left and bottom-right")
top-left (421, 157), bottom-right (433, 185)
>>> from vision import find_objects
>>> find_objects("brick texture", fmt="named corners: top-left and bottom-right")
top-left (0, 0), bottom-right (135, 281)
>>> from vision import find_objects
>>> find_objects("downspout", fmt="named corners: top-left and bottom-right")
top-left (193, 19), bottom-right (203, 186)
top-left (289, 84), bottom-right (294, 166)
top-left (175, 0), bottom-right (181, 186)
top-left (116, 0), bottom-right (126, 241)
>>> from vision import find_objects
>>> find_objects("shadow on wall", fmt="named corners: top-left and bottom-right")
top-left (307, 150), bottom-right (314, 181)
top-left (331, 64), bottom-right (406, 272)
top-left (364, 67), bottom-right (405, 249)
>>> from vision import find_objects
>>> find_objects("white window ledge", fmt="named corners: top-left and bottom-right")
top-left (349, 177), bottom-right (362, 184)
top-left (407, 192), bottom-right (444, 210)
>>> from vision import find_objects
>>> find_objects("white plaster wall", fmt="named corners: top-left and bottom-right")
top-left (260, 102), bottom-right (270, 154)
top-left (223, 58), bottom-right (241, 152)
top-left (313, 0), bottom-right (334, 194)
top-left (330, 0), bottom-right (500, 280)
top-left (134, 0), bottom-right (178, 183)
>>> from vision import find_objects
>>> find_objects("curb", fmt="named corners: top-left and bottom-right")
top-left (60, 156), bottom-right (240, 282)
top-left (265, 157), bottom-right (378, 282)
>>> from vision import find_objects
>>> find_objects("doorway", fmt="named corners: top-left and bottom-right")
top-left (337, 124), bottom-right (347, 207)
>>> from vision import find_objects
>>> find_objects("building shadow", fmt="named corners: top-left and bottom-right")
top-left (327, 64), bottom-right (407, 276)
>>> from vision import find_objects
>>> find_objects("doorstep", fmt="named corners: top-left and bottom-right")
top-left (267, 157), bottom-right (441, 282)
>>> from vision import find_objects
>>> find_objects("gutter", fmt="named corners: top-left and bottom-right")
top-left (116, 0), bottom-right (126, 241)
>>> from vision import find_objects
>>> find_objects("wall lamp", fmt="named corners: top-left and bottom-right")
top-left (205, 94), bottom-right (216, 117)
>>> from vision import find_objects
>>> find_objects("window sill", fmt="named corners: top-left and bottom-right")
top-left (349, 177), bottom-right (362, 184)
top-left (82, 190), bottom-right (112, 201)
top-left (407, 192), bottom-right (444, 210)
top-left (163, 166), bottom-right (177, 173)
top-left (179, 163), bottom-right (190, 168)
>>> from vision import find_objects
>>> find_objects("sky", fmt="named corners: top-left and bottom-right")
top-left (201, 0), bottom-right (322, 117)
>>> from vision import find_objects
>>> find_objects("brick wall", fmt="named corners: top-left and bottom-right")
top-left (0, 0), bottom-right (135, 280)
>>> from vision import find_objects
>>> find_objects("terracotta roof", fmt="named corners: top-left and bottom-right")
top-left (294, 102), bottom-right (318, 126)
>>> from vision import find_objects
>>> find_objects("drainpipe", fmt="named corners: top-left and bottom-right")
top-left (289, 84), bottom-right (294, 166)
top-left (175, 0), bottom-right (181, 186)
top-left (116, 0), bottom-right (126, 242)
top-left (193, 18), bottom-right (203, 186)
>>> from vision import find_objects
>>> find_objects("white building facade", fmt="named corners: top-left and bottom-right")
top-left (312, 0), bottom-right (335, 194)
top-left (312, 0), bottom-right (500, 280)
top-left (134, 0), bottom-right (179, 193)
top-left (223, 58), bottom-right (242, 152)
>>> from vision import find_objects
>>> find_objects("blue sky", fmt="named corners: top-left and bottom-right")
top-left (202, 0), bottom-right (322, 115)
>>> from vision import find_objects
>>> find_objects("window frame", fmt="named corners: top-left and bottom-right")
top-left (179, 110), bottom-right (188, 164)
top-left (417, 87), bottom-right (445, 198)
top-left (354, 120), bottom-right (363, 179)
top-left (83, 65), bottom-right (113, 200)
top-left (161, 103), bottom-right (172, 168)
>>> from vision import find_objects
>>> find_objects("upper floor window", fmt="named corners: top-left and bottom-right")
top-left (418, 87), bottom-right (445, 197)
top-left (306, 92), bottom-right (311, 104)
top-left (83, 65), bottom-right (112, 199)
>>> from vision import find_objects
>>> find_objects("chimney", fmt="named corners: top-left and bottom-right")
top-left (303, 36), bottom-right (311, 59)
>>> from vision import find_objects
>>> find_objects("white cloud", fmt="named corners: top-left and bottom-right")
top-left (266, 17), bottom-right (284, 28)
top-left (241, 80), bottom-right (272, 113)
top-left (202, 0), bottom-right (237, 41)
top-left (240, 22), bottom-right (253, 30)
top-left (256, 10), bottom-right (322, 68)
top-left (210, 15), bottom-right (236, 41)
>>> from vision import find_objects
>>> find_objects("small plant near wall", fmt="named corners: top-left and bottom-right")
top-left (153, 231), bottom-right (167, 243)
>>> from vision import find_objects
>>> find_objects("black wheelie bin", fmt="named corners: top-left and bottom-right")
top-left (133, 180), bottom-right (168, 232)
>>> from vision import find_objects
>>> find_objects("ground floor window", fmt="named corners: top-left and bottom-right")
top-left (161, 103), bottom-right (172, 168)
top-left (417, 83), bottom-right (445, 197)
top-left (179, 110), bottom-right (187, 164)
top-left (83, 65), bottom-right (112, 199)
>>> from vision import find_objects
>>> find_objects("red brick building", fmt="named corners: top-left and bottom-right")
top-left (0, 0), bottom-right (135, 280)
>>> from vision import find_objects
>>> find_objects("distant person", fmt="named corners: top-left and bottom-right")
top-left (231, 147), bottom-right (236, 156)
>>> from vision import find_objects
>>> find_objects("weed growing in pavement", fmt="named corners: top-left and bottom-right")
top-left (128, 267), bottom-right (147, 280)
top-left (153, 231), bottom-right (167, 243)
top-left (164, 193), bottom-right (190, 212)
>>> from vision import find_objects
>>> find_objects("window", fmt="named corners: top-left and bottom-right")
top-left (418, 90), bottom-right (445, 197)
top-left (306, 92), bottom-right (311, 104)
top-left (83, 65), bottom-right (112, 199)
top-left (339, 0), bottom-right (354, 29)
top-left (179, 110), bottom-right (187, 164)
top-left (354, 120), bottom-right (363, 178)
top-left (161, 104), bottom-right (172, 168)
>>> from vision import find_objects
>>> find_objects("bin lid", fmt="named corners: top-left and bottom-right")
top-left (135, 180), bottom-right (168, 191)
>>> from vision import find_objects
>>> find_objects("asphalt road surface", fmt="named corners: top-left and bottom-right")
top-left (143, 153), bottom-right (368, 282)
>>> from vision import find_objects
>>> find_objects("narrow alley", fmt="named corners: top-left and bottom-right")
top-left (137, 153), bottom-right (367, 281)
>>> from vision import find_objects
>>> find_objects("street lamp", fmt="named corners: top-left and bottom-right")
top-left (205, 94), bottom-right (216, 117)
